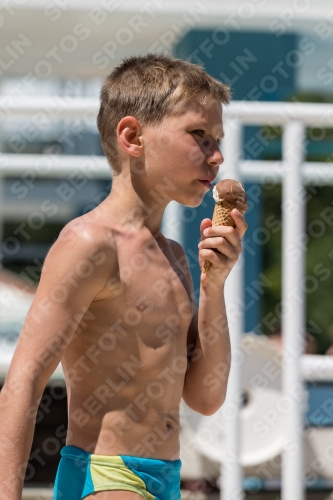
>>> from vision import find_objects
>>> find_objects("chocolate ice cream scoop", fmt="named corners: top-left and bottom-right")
top-left (212, 179), bottom-right (248, 214)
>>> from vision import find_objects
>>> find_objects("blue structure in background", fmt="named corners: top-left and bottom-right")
top-left (174, 31), bottom-right (297, 332)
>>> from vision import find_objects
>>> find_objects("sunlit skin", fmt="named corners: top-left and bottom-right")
top-left (0, 98), bottom-right (247, 499)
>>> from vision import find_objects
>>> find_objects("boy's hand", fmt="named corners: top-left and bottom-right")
top-left (198, 209), bottom-right (248, 288)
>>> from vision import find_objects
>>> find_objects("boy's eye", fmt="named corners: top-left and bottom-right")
top-left (193, 130), bottom-right (222, 146)
top-left (192, 129), bottom-right (205, 138)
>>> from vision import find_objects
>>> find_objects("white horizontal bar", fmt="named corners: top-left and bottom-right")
top-left (2, 98), bottom-right (333, 126)
top-left (227, 101), bottom-right (333, 126)
top-left (0, 154), bottom-right (111, 178)
top-left (1, 154), bottom-right (332, 185)
top-left (241, 161), bottom-right (333, 185)
top-left (0, 96), bottom-right (98, 119)
top-left (301, 355), bottom-right (333, 382)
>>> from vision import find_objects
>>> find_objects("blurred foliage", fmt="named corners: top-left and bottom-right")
top-left (4, 222), bottom-right (63, 244)
top-left (306, 186), bottom-right (333, 352)
top-left (260, 124), bottom-right (333, 145)
top-left (262, 185), bottom-right (333, 353)
top-left (3, 222), bottom-right (64, 280)
top-left (260, 92), bottom-right (333, 353)
top-left (286, 91), bottom-right (333, 103)
top-left (261, 185), bottom-right (282, 319)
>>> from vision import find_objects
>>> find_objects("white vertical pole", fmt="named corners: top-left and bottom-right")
top-left (161, 201), bottom-right (184, 247)
top-left (281, 121), bottom-right (306, 500)
top-left (220, 119), bottom-right (244, 500)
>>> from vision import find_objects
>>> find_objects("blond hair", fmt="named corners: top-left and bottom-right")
top-left (97, 53), bottom-right (230, 173)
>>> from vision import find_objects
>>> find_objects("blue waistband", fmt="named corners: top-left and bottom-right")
top-left (61, 445), bottom-right (182, 470)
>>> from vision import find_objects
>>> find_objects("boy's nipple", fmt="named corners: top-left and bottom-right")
top-left (136, 302), bottom-right (148, 312)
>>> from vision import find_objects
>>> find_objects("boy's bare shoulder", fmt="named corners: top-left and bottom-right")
top-left (57, 216), bottom-right (116, 249)
top-left (42, 215), bottom-right (118, 286)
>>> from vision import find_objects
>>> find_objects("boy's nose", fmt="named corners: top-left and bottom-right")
top-left (207, 144), bottom-right (224, 168)
top-left (201, 137), bottom-right (224, 167)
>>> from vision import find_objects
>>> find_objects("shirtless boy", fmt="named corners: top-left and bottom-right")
top-left (0, 54), bottom-right (247, 500)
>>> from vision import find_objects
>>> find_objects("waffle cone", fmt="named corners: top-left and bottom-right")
top-left (203, 200), bottom-right (236, 273)
top-left (211, 200), bottom-right (236, 227)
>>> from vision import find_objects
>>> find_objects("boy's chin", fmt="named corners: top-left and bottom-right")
top-left (184, 192), bottom-right (206, 208)
top-left (172, 190), bottom-right (206, 208)
top-left (172, 189), bottom-right (206, 208)
top-left (183, 199), bottom-right (203, 208)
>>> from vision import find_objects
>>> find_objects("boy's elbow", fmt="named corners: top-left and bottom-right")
top-left (198, 397), bottom-right (226, 416)
top-left (183, 392), bottom-right (226, 416)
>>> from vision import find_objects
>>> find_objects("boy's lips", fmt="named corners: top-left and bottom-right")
top-left (198, 179), bottom-right (213, 188)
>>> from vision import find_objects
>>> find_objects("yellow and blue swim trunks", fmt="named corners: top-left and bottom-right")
top-left (54, 445), bottom-right (182, 500)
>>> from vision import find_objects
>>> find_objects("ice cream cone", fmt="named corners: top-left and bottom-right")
top-left (203, 201), bottom-right (235, 273)
top-left (211, 199), bottom-right (236, 227)
top-left (202, 179), bottom-right (248, 274)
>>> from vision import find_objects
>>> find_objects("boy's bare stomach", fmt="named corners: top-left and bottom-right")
top-left (62, 231), bottom-right (194, 460)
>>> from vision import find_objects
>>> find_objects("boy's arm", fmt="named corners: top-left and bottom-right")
top-left (177, 209), bottom-right (247, 416)
top-left (0, 221), bottom-right (113, 499)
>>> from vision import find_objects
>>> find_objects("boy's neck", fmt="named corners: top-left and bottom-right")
top-left (99, 173), bottom-right (170, 238)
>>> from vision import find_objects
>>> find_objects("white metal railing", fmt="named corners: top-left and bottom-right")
top-left (1, 98), bottom-right (333, 500)
top-left (281, 120), bottom-right (305, 500)
top-left (2, 97), bottom-right (333, 124)
top-left (1, 153), bottom-right (333, 184)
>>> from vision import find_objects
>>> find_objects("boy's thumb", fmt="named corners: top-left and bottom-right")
top-left (200, 218), bottom-right (212, 241)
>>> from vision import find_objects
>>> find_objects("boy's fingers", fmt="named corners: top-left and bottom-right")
top-left (200, 218), bottom-right (212, 241)
top-left (199, 236), bottom-right (238, 260)
top-left (231, 209), bottom-right (248, 240)
top-left (200, 211), bottom-right (247, 239)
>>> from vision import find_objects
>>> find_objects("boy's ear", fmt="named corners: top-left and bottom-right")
top-left (117, 116), bottom-right (143, 157)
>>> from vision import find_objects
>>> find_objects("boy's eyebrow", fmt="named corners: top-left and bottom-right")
top-left (191, 121), bottom-right (224, 139)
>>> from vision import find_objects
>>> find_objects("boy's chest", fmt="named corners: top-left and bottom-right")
top-left (119, 238), bottom-right (193, 320)
top-left (93, 236), bottom-right (195, 338)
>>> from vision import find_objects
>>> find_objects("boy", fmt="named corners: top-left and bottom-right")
top-left (0, 54), bottom-right (247, 500)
